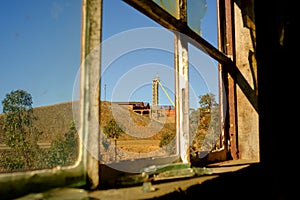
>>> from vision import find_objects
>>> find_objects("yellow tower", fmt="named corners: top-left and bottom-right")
top-left (152, 74), bottom-right (159, 118)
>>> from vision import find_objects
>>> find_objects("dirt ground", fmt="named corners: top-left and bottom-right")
top-left (117, 139), bottom-right (161, 153)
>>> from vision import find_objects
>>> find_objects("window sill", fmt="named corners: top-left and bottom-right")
top-left (12, 159), bottom-right (268, 199)
top-left (88, 159), bottom-right (258, 200)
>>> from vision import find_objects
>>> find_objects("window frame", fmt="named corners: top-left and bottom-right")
top-left (95, 0), bottom-right (229, 185)
top-left (122, 0), bottom-right (259, 163)
top-left (94, 0), bottom-right (258, 188)
top-left (0, 0), bottom-right (101, 198)
top-left (0, 0), bottom-right (260, 197)
top-left (122, 0), bottom-right (233, 162)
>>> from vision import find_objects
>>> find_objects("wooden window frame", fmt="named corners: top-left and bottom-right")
top-left (123, 0), bottom-right (235, 162)
top-left (0, 0), bottom-right (101, 198)
top-left (0, 0), bottom-right (261, 197)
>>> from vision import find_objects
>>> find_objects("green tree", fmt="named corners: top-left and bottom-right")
top-left (159, 132), bottom-right (176, 154)
top-left (198, 93), bottom-right (218, 130)
top-left (1, 89), bottom-right (41, 170)
top-left (190, 93), bottom-right (220, 152)
top-left (103, 119), bottom-right (123, 160)
top-left (199, 93), bottom-right (218, 111)
top-left (47, 120), bottom-right (78, 167)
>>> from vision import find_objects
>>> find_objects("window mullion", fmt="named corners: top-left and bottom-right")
top-left (81, 0), bottom-right (102, 188)
top-left (173, 0), bottom-right (190, 163)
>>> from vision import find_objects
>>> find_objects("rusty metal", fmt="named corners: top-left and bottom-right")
top-left (217, 0), bottom-right (224, 150)
top-left (218, 0), bottom-right (239, 159)
top-left (179, 0), bottom-right (187, 23)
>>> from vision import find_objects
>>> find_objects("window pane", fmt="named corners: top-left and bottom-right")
top-left (188, 43), bottom-right (222, 160)
top-left (152, 0), bottom-right (179, 19)
top-left (100, 0), bottom-right (179, 174)
top-left (0, 0), bottom-right (82, 172)
top-left (187, 0), bottom-right (218, 47)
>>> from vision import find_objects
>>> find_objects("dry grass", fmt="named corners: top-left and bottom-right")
top-left (100, 101), bottom-right (175, 140)
top-left (0, 101), bottom-right (74, 143)
top-left (117, 139), bottom-right (161, 153)
top-left (0, 101), bottom-right (176, 153)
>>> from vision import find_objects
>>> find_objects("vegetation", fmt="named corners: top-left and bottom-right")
top-left (46, 120), bottom-right (78, 167)
top-left (159, 132), bottom-right (174, 147)
top-left (103, 119), bottom-right (123, 140)
top-left (1, 90), bottom-right (41, 170)
top-left (103, 119), bottom-right (124, 160)
top-left (0, 90), bottom-right (79, 172)
top-left (190, 93), bottom-right (220, 153)
top-left (159, 132), bottom-right (176, 154)
top-left (0, 91), bottom-right (178, 170)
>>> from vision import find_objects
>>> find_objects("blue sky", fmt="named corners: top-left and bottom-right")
top-left (101, 0), bottom-right (219, 108)
top-left (0, 0), bottom-right (218, 112)
top-left (0, 0), bottom-right (82, 112)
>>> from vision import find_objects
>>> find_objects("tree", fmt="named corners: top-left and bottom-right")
top-left (1, 89), bottom-right (41, 170)
top-left (199, 93), bottom-right (218, 111)
top-left (190, 93), bottom-right (220, 152)
top-left (47, 120), bottom-right (78, 167)
top-left (103, 119), bottom-right (123, 160)
top-left (159, 132), bottom-right (176, 154)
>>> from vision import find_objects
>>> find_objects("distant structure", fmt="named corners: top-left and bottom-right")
top-left (113, 101), bottom-right (150, 116)
top-left (111, 74), bottom-right (175, 122)
top-left (151, 74), bottom-right (175, 120)
top-left (152, 74), bottom-right (160, 118)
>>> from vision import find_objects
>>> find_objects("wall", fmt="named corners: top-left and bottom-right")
top-left (234, 0), bottom-right (259, 161)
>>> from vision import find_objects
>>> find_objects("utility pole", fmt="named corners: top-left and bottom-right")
top-left (104, 84), bottom-right (106, 101)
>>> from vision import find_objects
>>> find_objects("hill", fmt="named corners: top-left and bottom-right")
top-left (0, 101), bottom-right (176, 143)
top-left (0, 101), bottom-right (75, 143)
top-left (101, 101), bottom-right (175, 140)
